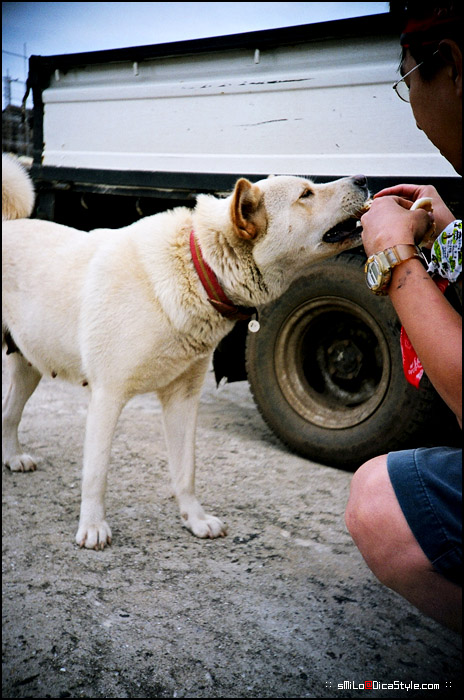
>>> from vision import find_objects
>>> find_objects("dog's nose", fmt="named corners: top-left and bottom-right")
top-left (351, 174), bottom-right (368, 190)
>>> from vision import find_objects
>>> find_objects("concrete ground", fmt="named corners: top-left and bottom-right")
top-left (2, 363), bottom-right (461, 698)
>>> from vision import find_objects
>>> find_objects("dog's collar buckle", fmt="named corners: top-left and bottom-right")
top-left (190, 231), bottom-right (257, 322)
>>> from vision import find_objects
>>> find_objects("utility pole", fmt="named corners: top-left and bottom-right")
top-left (3, 70), bottom-right (20, 107)
top-left (2, 47), bottom-right (28, 107)
top-left (2, 46), bottom-right (31, 156)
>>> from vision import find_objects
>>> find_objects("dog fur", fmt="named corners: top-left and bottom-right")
top-left (2, 154), bottom-right (35, 221)
top-left (2, 154), bottom-right (368, 548)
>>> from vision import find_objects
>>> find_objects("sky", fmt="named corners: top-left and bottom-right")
top-left (2, 2), bottom-right (389, 107)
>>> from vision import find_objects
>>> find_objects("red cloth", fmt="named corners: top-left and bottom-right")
top-left (400, 277), bottom-right (449, 388)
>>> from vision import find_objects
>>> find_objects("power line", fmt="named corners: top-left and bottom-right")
top-left (2, 49), bottom-right (27, 59)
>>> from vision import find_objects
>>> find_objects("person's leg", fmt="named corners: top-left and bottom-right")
top-left (345, 455), bottom-right (462, 632)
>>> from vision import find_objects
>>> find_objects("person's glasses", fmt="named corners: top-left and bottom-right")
top-left (392, 50), bottom-right (440, 102)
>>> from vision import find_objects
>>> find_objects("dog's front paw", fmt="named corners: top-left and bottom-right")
top-left (4, 453), bottom-right (37, 472)
top-left (183, 512), bottom-right (227, 539)
top-left (76, 520), bottom-right (112, 550)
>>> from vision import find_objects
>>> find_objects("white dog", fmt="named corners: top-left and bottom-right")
top-left (2, 154), bottom-right (368, 549)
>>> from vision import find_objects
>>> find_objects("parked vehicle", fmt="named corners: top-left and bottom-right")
top-left (26, 13), bottom-right (461, 468)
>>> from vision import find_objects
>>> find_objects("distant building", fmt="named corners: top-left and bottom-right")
top-left (2, 104), bottom-right (33, 157)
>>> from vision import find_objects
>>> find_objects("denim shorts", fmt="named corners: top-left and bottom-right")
top-left (387, 446), bottom-right (462, 586)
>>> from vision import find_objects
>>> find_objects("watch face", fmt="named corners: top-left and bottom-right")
top-left (366, 257), bottom-right (382, 289)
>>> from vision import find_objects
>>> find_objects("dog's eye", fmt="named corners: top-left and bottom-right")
top-left (300, 189), bottom-right (313, 199)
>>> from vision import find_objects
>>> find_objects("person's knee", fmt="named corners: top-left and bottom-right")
top-left (345, 456), bottom-right (386, 543)
top-left (346, 454), bottom-right (433, 590)
top-left (345, 455), bottom-right (400, 586)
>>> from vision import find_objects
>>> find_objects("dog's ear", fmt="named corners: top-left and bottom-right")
top-left (230, 178), bottom-right (265, 240)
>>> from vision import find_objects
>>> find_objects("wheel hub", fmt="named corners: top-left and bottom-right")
top-left (326, 339), bottom-right (363, 380)
top-left (274, 296), bottom-right (391, 429)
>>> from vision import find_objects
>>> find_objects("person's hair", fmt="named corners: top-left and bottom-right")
top-left (390, 2), bottom-right (462, 79)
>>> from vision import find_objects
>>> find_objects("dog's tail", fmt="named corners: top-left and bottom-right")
top-left (2, 153), bottom-right (35, 221)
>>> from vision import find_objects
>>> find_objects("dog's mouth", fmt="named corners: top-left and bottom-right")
top-left (322, 217), bottom-right (361, 243)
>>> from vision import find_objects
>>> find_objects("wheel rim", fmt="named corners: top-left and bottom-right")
top-left (274, 296), bottom-right (391, 429)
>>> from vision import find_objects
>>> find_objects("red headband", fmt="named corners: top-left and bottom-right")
top-left (400, 13), bottom-right (460, 47)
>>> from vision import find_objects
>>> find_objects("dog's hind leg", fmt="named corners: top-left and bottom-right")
top-left (2, 352), bottom-right (42, 471)
top-left (158, 356), bottom-right (227, 539)
top-left (75, 387), bottom-right (124, 549)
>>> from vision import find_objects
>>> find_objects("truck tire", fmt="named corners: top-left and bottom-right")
top-left (246, 252), bottom-right (441, 470)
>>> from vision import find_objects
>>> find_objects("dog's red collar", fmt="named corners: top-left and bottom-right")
top-left (189, 230), bottom-right (256, 321)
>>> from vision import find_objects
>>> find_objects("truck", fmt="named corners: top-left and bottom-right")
top-left (25, 13), bottom-right (461, 469)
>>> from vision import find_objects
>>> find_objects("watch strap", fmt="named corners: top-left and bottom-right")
top-left (381, 244), bottom-right (425, 268)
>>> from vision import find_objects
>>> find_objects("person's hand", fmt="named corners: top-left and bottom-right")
top-left (373, 184), bottom-right (456, 235)
top-left (360, 196), bottom-right (433, 257)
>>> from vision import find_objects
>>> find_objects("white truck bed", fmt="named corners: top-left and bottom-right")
top-left (35, 15), bottom-right (456, 179)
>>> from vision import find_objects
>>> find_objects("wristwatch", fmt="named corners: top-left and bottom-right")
top-left (365, 244), bottom-right (426, 296)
